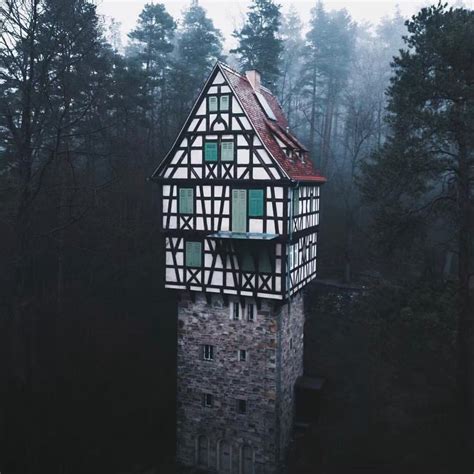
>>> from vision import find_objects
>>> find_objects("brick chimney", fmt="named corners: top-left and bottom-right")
top-left (246, 69), bottom-right (261, 91)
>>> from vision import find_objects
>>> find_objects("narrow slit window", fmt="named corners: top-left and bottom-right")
top-left (179, 188), bottom-right (194, 214)
top-left (220, 95), bottom-right (230, 111)
top-left (204, 141), bottom-right (218, 162)
top-left (248, 189), bottom-right (264, 217)
top-left (186, 241), bottom-right (202, 267)
top-left (221, 141), bottom-right (234, 161)
top-left (292, 189), bottom-right (299, 216)
top-left (247, 304), bottom-right (254, 322)
top-left (208, 96), bottom-right (218, 112)
top-left (203, 344), bottom-right (214, 361)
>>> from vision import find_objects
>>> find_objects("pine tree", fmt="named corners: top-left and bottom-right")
top-left (360, 5), bottom-right (474, 466)
top-left (171, 1), bottom-right (223, 124)
top-left (231, 0), bottom-right (283, 86)
top-left (301, 1), bottom-right (355, 169)
top-left (278, 6), bottom-right (304, 126)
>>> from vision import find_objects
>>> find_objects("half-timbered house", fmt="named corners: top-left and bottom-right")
top-left (152, 62), bottom-right (325, 474)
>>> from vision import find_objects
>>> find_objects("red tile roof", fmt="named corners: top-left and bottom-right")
top-left (220, 63), bottom-right (326, 184)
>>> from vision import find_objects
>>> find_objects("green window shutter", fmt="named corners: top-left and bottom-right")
top-left (292, 189), bottom-right (299, 215)
top-left (221, 141), bottom-right (234, 162)
top-left (220, 95), bottom-right (229, 111)
top-left (208, 96), bottom-right (218, 112)
top-left (179, 188), bottom-right (194, 214)
top-left (248, 189), bottom-right (264, 217)
top-left (186, 241), bottom-right (202, 267)
top-left (205, 142), bottom-right (218, 162)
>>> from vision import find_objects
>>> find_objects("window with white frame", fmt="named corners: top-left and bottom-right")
top-left (203, 393), bottom-right (214, 407)
top-left (232, 302), bottom-right (240, 321)
top-left (203, 344), bottom-right (214, 361)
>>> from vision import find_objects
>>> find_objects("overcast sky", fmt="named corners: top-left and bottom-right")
top-left (97, 0), bottom-right (473, 49)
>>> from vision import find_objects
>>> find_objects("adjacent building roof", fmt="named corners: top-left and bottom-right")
top-left (219, 63), bottom-right (326, 184)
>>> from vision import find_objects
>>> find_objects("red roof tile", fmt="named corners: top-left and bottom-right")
top-left (220, 63), bottom-right (326, 184)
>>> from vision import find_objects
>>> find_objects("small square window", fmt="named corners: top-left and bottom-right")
top-left (208, 96), bottom-right (218, 112)
top-left (237, 399), bottom-right (247, 414)
top-left (203, 344), bottom-right (214, 361)
top-left (232, 303), bottom-right (240, 321)
top-left (247, 304), bottom-right (254, 322)
top-left (203, 393), bottom-right (213, 407)
top-left (238, 349), bottom-right (247, 362)
top-left (220, 95), bottom-right (230, 111)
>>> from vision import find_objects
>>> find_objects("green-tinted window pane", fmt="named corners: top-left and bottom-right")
top-left (220, 95), bottom-right (229, 111)
top-left (241, 252), bottom-right (255, 272)
top-left (208, 96), bottom-right (218, 112)
top-left (205, 142), bottom-right (218, 162)
top-left (186, 241), bottom-right (202, 267)
top-left (221, 141), bottom-right (234, 161)
top-left (179, 188), bottom-right (194, 214)
top-left (248, 189), bottom-right (264, 217)
top-left (292, 189), bottom-right (299, 215)
top-left (259, 252), bottom-right (271, 273)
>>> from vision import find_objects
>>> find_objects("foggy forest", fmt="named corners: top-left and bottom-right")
top-left (0, 0), bottom-right (473, 472)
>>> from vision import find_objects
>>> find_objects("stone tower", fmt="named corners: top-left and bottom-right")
top-left (151, 62), bottom-right (325, 473)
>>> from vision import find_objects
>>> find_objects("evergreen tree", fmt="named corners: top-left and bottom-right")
top-left (278, 6), bottom-right (304, 126)
top-left (360, 5), bottom-right (474, 467)
top-left (301, 1), bottom-right (355, 169)
top-left (231, 0), bottom-right (283, 86)
top-left (127, 3), bottom-right (176, 161)
top-left (171, 1), bottom-right (223, 124)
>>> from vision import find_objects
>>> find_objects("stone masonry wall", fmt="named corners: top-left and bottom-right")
top-left (176, 292), bottom-right (304, 473)
top-left (277, 292), bottom-right (305, 464)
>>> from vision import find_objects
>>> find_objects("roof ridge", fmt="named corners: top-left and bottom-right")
top-left (218, 61), bottom-right (274, 96)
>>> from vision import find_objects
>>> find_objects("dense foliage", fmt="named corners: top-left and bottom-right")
top-left (0, 0), bottom-right (472, 472)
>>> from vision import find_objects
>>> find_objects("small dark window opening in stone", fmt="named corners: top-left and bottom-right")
top-left (233, 303), bottom-right (240, 320)
top-left (203, 393), bottom-right (213, 407)
top-left (289, 338), bottom-right (293, 350)
top-left (237, 399), bottom-right (247, 414)
top-left (239, 349), bottom-right (247, 362)
top-left (247, 304), bottom-right (254, 322)
top-left (203, 344), bottom-right (214, 361)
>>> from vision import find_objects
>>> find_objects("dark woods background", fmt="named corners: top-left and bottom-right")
top-left (0, 0), bottom-right (472, 472)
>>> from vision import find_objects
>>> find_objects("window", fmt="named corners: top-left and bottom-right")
top-left (237, 399), bottom-right (247, 414)
top-left (197, 435), bottom-right (208, 467)
top-left (220, 95), bottom-right (230, 111)
top-left (310, 192), bottom-right (314, 213)
top-left (221, 141), bottom-right (234, 161)
top-left (203, 344), bottom-right (214, 361)
top-left (238, 349), bottom-right (247, 362)
top-left (248, 189), bottom-right (264, 217)
top-left (232, 302), bottom-right (240, 321)
top-left (205, 141), bottom-right (218, 162)
top-left (203, 393), bottom-right (214, 407)
top-left (292, 189), bottom-right (299, 216)
top-left (241, 252), bottom-right (255, 272)
top-left (259, 252), bottom-right (271, 273)
top-left (186, 241), bottom-right (202, 267)
top-left (208, 96), bottom-right (218, 112)
top-left (247, 304), bottom-right (254, 322)
top-left (179, 188), bottom-right (194, 214)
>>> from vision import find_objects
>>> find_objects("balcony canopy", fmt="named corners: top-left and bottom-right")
top-left (207, 231), bottom-right (279, 241)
